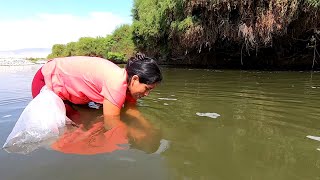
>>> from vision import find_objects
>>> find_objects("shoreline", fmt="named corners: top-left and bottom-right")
top-left (0, 58), bottom-right (46, 66)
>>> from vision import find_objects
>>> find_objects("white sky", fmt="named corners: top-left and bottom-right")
top-left (0, 12), bottom-right (131, 51)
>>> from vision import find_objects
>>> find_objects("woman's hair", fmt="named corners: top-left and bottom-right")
top-left (126, 53), bottom-right (162, 84)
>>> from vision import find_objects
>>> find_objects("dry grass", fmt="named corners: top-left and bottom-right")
top-left (173, 0), bottom-right (319, 55)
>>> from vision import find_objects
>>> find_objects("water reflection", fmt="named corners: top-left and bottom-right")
top-left (3, 106), bottom-right (164, 155)
top-left (51, 105), bottom-right (163, 155)
top-left (52, 121), bottom-right (128, 155)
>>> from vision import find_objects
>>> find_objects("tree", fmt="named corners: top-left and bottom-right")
top-left (110, 24), bottom-right (136, 60)
top-left (47, 44), bottom-right (66, 59)
top-left (63, 42), bottom-right (77, 57)
top-left (75, 37), bottom-right (98, 56)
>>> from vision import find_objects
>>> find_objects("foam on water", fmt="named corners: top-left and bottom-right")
top-left (306, 135), bottom-right (320, 141)
top-left (2, 115), bottom-right (11, 118)
top-left (196, 112), bottom-right (221, 119)
top-left (158, 98), bottom-right (177, 101)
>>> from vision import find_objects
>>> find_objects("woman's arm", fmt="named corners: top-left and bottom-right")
top-left (102, 99), bottom-right (125, 130)
top-left (103, 99), bottom-right (154, 139)
top-left (123, 102), bottom-right (153, 130)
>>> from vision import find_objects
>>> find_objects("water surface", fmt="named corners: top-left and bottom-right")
top-left (1, 65), bottom-right (320, 179)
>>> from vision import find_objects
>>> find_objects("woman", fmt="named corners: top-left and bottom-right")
top-left (31, 53), bottom-right (162, 130)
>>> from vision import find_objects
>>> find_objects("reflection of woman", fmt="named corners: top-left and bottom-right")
top-left (51, 121), bottom-right (128, 155)
top-left (52, 114), bottom-right (162, 155)
top-left (31, 53), bottom-right (162, 130)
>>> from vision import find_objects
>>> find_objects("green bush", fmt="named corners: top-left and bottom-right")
top-left (106, 52), bottom-right (126, 63)
top-left (47, 24), bottom-right (136, 60)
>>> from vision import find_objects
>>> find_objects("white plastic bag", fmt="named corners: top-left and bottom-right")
top-left (3, 86), bottom-right (69, 154)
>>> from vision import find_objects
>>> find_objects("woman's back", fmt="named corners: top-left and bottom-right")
top-left (42, 56), bottom-right (128, 107)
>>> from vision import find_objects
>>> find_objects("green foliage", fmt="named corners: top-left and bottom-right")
top-left (47, 44), bottom-right (66, 59)
top-left (46, 0), bottom-right (319, 65)
top-left (132, 0), bottom-right (161, 49)
top-left (109, 24), bottom-right (136, 60)
top-left (171, 16), bottom-right (194, 32)
top-left (132, 0), bottom-right (184, 55)
top-left (307, 0), bottom-right (320, 7)
top-left (95, 36), bottom-right (113, 58)
top-left (62, 42), bottom-right (77, 57)
top-left (26, 57), bottom-right (44, 63)
top-left (131, 0), bottom-right (320, 62)
top-left (75, 37), bottom-right (97, 56)
top-left (106, 52), bottom-right (126, 63)
top-left (47, 24), bottom-right (135, 61)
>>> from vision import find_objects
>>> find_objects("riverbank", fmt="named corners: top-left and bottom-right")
top-left (158, 52), bottom-right (319, 71)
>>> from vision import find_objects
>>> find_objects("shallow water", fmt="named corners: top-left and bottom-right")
top-left (1, 65), bottom-right (320, 179)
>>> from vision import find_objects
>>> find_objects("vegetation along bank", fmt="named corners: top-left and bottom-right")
top-left (48, 0), bottom-right (320, 70)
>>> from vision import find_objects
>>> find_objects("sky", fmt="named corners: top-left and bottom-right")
top-left (0, 0), bottom-right (133, 51)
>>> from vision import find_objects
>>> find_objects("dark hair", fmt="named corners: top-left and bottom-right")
top-left (126, 53), bottom-right (162, 84)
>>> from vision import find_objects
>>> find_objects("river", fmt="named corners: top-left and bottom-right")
top-left (0, 65), bottom-right (319, 179)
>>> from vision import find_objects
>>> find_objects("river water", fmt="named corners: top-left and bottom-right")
top-left (0, 65), bottom-right (319, 180)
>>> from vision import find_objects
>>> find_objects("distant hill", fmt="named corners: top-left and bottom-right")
top-left (0, 48), bottom-right (51, 58)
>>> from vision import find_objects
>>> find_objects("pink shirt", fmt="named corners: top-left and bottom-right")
top-left (41, 56), bottom-right (129, 108)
